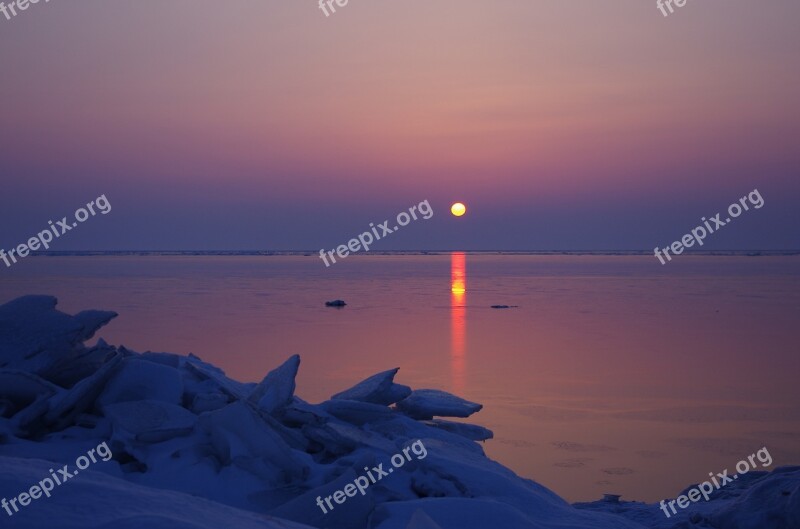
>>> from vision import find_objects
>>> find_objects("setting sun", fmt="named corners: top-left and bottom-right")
top-left (450, 202), bottom-right (466, 217)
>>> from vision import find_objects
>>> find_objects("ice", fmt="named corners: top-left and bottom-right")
top-left (249, 355), bottom-right (300, 414)
top-left (103, 400), bottom-right (197, 443)
top-left (321, 399), bottom-right (397, 426)
top-left (0, 370), bottom-right (59, 415)
top-left (575, 466), bottom-right (800, 528)
top-left (98, 357), bottom-right (184, 408)
top-left (0, 295), bottom-right (116, 379)
top-left (185, 354), bottom-right (255, 401)
top-left (44, 352), bottom-right (122, 431)
top-left (332, 368), bottom-right (412, 406)
top-left (0, 295), bottom-right (797, 529)
top-left (190, 391), bottom-right (230, 414)
top-left (710, 466), bottom-right (800, 528)
top-left (423, 420), bottom-right (493, 441)
top-left (201, 402), bottom-right (287, 460)
top-left (396, 390), bottom-right (482, 420)
top-left (0, 456), bottom-right (316, 529)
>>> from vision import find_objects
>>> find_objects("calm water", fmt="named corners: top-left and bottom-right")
top-left (2, 254), bottom-right (799, 502)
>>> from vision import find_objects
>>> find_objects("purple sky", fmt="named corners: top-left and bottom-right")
top-left (0, 0), bottom-right (798, 251)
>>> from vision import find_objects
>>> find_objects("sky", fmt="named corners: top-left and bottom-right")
top-left (0, 0), bottom-right (798, 251)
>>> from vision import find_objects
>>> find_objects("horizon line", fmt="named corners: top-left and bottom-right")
top-left (15, 250), bottom-right (800, 256)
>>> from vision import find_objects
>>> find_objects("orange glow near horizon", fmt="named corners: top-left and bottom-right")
top-left (450, 252), bottom-right (466, 394)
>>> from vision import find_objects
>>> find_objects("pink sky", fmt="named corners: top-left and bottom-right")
top-left (0, 0), bottom-right (798, 250)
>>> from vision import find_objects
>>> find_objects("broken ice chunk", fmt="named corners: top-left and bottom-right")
top-left (248, 355), bottom-right (300, 414)
top-left (332, 368), bottom-right (411, 406)
top-left (396, 390), bottom-right (482, 420)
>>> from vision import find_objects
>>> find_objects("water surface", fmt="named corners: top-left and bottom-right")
top-left (2, 253), bottom-right (799, 502)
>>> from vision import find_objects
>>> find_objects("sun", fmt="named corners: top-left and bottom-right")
top-left (450, 202), bottom-right (466, 217)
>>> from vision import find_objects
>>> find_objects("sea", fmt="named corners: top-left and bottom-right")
top-left (2, 252), bottom-right (799, 502)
